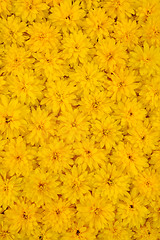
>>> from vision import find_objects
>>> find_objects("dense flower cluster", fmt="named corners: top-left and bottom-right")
top-left (0, 0), bottom-right (160, 239)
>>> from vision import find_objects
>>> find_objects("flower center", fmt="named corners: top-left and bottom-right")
top-left (5, 116), bottom-right (12, 123)
top-left (76, 230), bottom-right (80, 235)
top-left (23, 212), bottom-right (28, 219)
top-left (92, 101), bottom-right (99, 109)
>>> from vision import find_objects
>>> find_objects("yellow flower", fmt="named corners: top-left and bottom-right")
top-left (80, 89), bottom-right (111, 119)
top-left (129, 42), bottom-right (160, 76)
top-left (103, 0), bottom-right (135, 18)
top-left (41, 79), bottom-right (77, 115)
top-left (136, 0), bottom-right (160, 23)
top-left (70, 62), bottom-right (105, 90)
top-left (50, 0), bottom-right (85, 32)
top-left (74, 138), bottom-right (106, 171)
top-left (13, 0), bottom-right (48, 22)
top-left (117, 191), bottom-right (149, 229)
top-left (8, 69), bottom-right (45, 105)
top-left (93, 163), bottom-right (130, 203)
top-left (113, 98), bottom-right (146, 128)
top-left (77, 193), bottom-right (115, 231)
top-left (149, 198), bottom-right (160, 228)
top-left (0, 172), bottom-right (22, 209)
top-left (139, 76), bottom-right (160, 109)
top-left (25, 107), bottom-right (55, 145)
top-left (34, 49), bottom-right (64, 80)
top-left (133, 168), bottom-right (160, 201)
top-left (150, 149), bottom-right (160, 173)
top-left (38, 137), bottom-right (73, 173)
top-left (24, 168), bottom-right (60, 207)
top-left (0, 95), bottom-right (28, 138)
top-left (91, 116), bottom-right (122, 153)
top-left (95, 38), bottom-right (127, 72)
top-left (58, 108), bottom-right (89, 143)
top-left (31, 224), bottom-right (60, 240)
top-left (1, 44), bottom-right (34, 76)
top-left (62, 30), bottom-right (92, 65)
top-left (111, 142), bottom-right (148, 176)
top-left (133, 220), bottom-right (159, 240)
top-left (113, 17), bottom-right (141, 49)
top-left (26, 21), bottom-right (60, 52)
top-left (0, 15), bottom-right (26, 46)
top-left (106, 68), bottom-right (139, 102)
top-left (85, 8), bottom-right (113, 42)
top-left (62, 218), bottom-right (96, 240)
top-left (141, 16), bottom-right (160, 47)
top-left (126, 120), bottom-right (159, 154)
top-left (3, 136), bottom-right (35, 177)
top-left (43, 198), bottom-right (75, 233)
top-left (5, 199), bottom-right (39, 236)
top-left (60, 165), bottom-right (90, 204)
top-left (0, 221), bottom-right (14, 240)
top-left (98, 220), bottom-right (133, 240)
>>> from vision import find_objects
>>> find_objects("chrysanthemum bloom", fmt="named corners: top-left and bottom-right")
top-left (106, 68), bottom-right (139, 102)
top-left (62, 218), bottom-right (96, 240)
top-left (103, 0), bottom-right (135, 18)
top-left (38, 137), bottom-right (73, 173)
top-left (111, 142), bottom-right (148, 176)
top-left (113, 17), bottom-right (141, 49)
top-left (129, 42), bottom-right (160, 76)
top-left (93, 163), bottom-right (130, 203)
top-left (150, 149), bottom-right (160, 173)
top-left (0, 95), bottom-right (28, 138)
top-left (0, 15), bottom-right (26, 46)
top-left (85, 8), bottom-right (113, 42)
top-left (23, 168), bottom-right (60, 207)
top-left (139, 76), bottom-right (160, 109)
top-left (0, 171), bottom-right (22, 209)
top-left (133, 220), bottom-right (159, 240)
top-left (98, 220), bottom-right (133, 240)
top-left (31, 224), bottom-right (60, 240)
top-left (62, 30), bottom-right (92, 65)
top-left (141, 16), bottom-right (160, 47)
top-left (148, 198), bottom-right (160, 228)
top-left (26, 21), bottom-right (60, 53)
top-left (41, 79), bottom-right (77, 115)
top-left (95, 37), bottom-right (128, 72)
top-left (80, 89), bottom-right (112, 119)
top-left (58, 108), bottom-right (90, 143)
top-left (34, 49), bottom-right (64, 80)
top-left (25, 107), bottom-right (55, 145)
top-left (3, 136), bottom-right (35, 177)
top-left (74, 138), bottom-right (106, 171)
top-left (1, 44), bottom-right (34, 76)
top-left (126, 120), bottom-right (159, 154)
top-left (117, 191), bottom-right (149, 229)
top-left (113, 98), bottom-right (146, 128)
top-left (77, 193), bottom-right (115, 231)
top-left (136, 0), bottom-right (160, 23)
top-left (133, 168), bottom-right (160, 201)
top-left (0, 221), bottom-right (14, 240)
top-left (91, 115), bottom-right (122, 153)
top-left (50, 0), bottom-right (85, 32)
top-left (13, 0), bottom-right (48, 22)
top-left (8, 69), bottom-right (45, 105)
top-left (60, 165), bottom-right (91, 204)
top-left (70, 62), bottom-right (105, 91)
top-left (5, 199), bottom-right (39, 236)
top-left (43, 198), bottom-right (75, 233)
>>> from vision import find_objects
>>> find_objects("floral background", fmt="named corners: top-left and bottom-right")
top-left (0, 0), bottom-right (160, 239)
